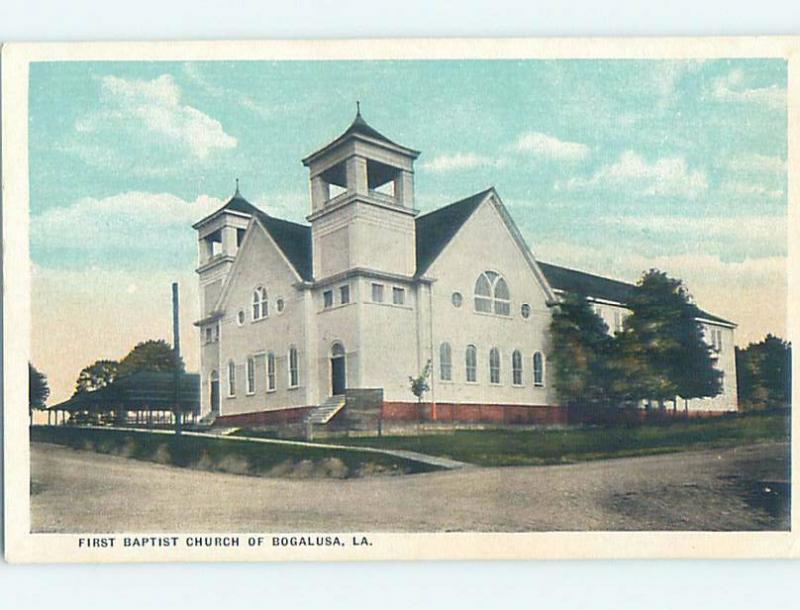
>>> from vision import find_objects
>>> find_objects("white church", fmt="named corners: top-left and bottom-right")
top-left (193, 109), bottom-right (738, 432)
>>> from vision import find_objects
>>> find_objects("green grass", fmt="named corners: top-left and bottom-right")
top-left (314, 413), bottom-right (790, 467)
top-left (30, 426), bottom-right (440, 477)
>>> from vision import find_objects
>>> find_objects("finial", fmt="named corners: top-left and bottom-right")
top-left (235, 178), bottom-right (240, 196)
top-left (356, 100), bottom-right (361, 116)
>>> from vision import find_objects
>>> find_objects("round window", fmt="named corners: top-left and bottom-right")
top-left (237, 310), bottom-right (245, 326)
top-left (521, 303), bottom-right (531, 319)
top-left (276, 298), bottom-right (285, 313)
top-left (451, 292), bottom-right (463, 307)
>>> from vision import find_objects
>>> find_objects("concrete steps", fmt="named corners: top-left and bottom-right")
top-left (305, 396), bottom-right (346, 425)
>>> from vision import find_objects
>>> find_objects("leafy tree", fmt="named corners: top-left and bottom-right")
top-left (29, 363), bottom-right (50, 423)
top-left (117, 339), bottom-right (183, 377)
top-left (408, 360), bottom-right (432, 403)
top-left (623, 269), bottom-right (721, 408)
top-left (75, 359), bottom-right (119, 394)
top-left (549, 293), bottom-right (614, 408)
top-left (736, 334), bottom-right (791, 410)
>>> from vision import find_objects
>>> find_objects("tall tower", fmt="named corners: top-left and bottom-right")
top-left (302, 106), bottom-right (420, 280)
top-left (193, 181), bottom-right (254, 316)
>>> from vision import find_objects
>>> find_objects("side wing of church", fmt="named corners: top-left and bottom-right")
top-left (192, 110), bottom-right (738, 433)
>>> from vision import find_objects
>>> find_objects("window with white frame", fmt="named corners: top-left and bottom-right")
top-left (372, 283), bottom-right (385, 303)
top-left (267, 352), bottom-right (276, 391)
top-left (474, 271), bottom-right (511, 315)
top-left (512, 350), bottom-right (523, 386)
top-left (246, 357), bottom-right (255, 394)
top-left (465, 345), bottom-right (477, 382)
top-left (288, 346), bottom-right (299, 388)
top-left (393, 287), bottom-right (405, 305)
top-left (339, 285), bottom-right (350, 305)
top-left (227, 360), bottom-right (236, 397)
top-left (489, 348), bottom-right (501, 384)
top-left (533, 352), bottom-right (545, 387)
top-left (439, 342), bottom-right (452, 381)
top-left (205, 327), bottom-right (212, 344)
top-left (252, 286), bottom-right (268, 320)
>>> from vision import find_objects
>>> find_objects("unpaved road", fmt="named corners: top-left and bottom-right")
top-left (31, 441), bottom-right (789, 532)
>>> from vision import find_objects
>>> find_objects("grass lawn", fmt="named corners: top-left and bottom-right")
top-left (317, 413), bottom-right (790, 467)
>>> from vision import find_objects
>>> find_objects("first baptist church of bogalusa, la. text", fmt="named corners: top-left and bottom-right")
top-left (192, 108), bottom-right (737, 436)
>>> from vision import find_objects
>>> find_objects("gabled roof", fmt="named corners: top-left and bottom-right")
top-left (204, 192), bottom-right (313, 281)
top-left (415, 188), bottom-right (493, 276)
top-left (302, 109), bottom-right (420, 165)
top-left (539, 261), bottom-right (734, 326)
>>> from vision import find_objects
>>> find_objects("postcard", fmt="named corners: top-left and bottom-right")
top-left (2, 37), bottom-right (798, 562)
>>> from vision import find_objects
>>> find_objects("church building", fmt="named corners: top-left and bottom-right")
top-left (193, 110), bottom-right (738, 432)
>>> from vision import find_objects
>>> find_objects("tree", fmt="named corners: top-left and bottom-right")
top-left (408, 360), bottom-right (432, 403)
top-left (549, 293), bottom-right (614, 408)
top-left (623, 269), bottom-right (721, 408)
top-left (736, 334), bottom-right (791, 410)
top-left (29, 363), bottom-right (50, 424)
top-left (75, 359), bottom-right (119, 394)
top-left (117, 339), bottom-right (183, 377)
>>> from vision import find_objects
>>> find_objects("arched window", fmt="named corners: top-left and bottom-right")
top-left (439, 342), bottom-right (452, 381)
top-left (331, 342), bottom-right (346, 358)
top-left (252, 286), bottom-right (268, 320)
top-left (227, 360), bottom-right (236, 397)
top-left (246, 356), bottom-right (255, 394)
top-left (474, 271), bottom-right (511, 315)
top-left (533, 352), bottom-right (545, 387)
top-left (512, 350), bottom-right (523, 386)
top-left (288, 346), bottom-right (299, 388)
top-left (266, 352), bottom-right (276, 391)
top-left (465, 345), bottom-right (477, 382)
top-left (489, 348), bottom-right (501, 384)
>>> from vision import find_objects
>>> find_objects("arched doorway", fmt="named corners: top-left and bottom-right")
top-left (330, 342), bottom-right (346, 396)
top-left (209, 370), bottom-right (220, 413)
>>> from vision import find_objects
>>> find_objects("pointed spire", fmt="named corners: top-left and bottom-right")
top-left (234, 177), bottom-right (240, 197)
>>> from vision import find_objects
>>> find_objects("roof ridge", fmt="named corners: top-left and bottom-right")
top-left (416, 187), bottom-right (495, 220)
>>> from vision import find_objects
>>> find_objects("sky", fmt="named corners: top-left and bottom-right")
top-left (28, 58), bottom-right (788, 404)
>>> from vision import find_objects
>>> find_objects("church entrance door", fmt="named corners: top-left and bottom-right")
top-left (209, 371), bottom-right (220, 413)
top-left (330, 342), bottom-right (346, 396)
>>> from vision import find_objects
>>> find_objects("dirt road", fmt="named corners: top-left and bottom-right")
top-left (30, 441), bottom-right (789, 532)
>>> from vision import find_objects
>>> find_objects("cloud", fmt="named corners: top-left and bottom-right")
top-left (726, 153), bottom-right (787, 175)
top-left (719, 181), bottom-right (784, 201)
top-left (560, 150), bottom-right (708, 199)
top-left (420, 152), bottom-right (501, 173)
top-left (31, 192), bottom-right (223, 264)
top-left (710, 68), bottom-right (786, 110)
top-left (77, 74), bottom-right (237, 158)
top-left (515, 131), bottom-right (590, 161)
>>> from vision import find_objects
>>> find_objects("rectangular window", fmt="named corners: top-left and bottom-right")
top-left (474, 296), bottom-right (492, 313)
top-left (614, 311), bottom-right (622, 333)
top-left (266, 352), bottom-right (276, 391)
top-left (323, 290), bottom-right (333, 308)
top-left (489, 349), bottom-right (501, 385)
top-left (289, 347), bottom-right (299, 388)
top-left (205, 327), bottom-right (212, 344)
top-left (466, 346), bottom-right (477, 382)
top-left (717, 330), bottom-right (723, 353)
top-left (372, 283), bottom-right (385, 303)
top-left (340, 285), bottom-right (350, 305)
top-left (227, 361), bottom-right (236, 397)
top-left (392, 287), bottom-right (405, 305)
top-left (246, 357), bottom-right (255, 394)
top-left (213, 322), bottom-right (220, 342)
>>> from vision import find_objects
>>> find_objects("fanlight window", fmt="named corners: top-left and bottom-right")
top-left (252, 286), bottom-right (268, 320)
top-left (474, 271), bottom-right (511, 315)
top-left (439, 342), bottom-right (452, 381)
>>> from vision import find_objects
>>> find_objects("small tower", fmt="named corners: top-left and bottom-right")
top-left (193, 180), bottom-right (255, 316)
top-left (302, 105), bottom-right (421, 280)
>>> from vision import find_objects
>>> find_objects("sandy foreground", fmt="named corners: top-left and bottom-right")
top-left (30, 441), bottom-right (789, 532)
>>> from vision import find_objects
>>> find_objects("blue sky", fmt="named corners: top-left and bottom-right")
top-left (28, 59), bottom-right (788, 402)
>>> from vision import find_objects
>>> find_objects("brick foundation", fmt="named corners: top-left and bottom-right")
top-left (213, 406), bottom-right (314, 428)
top-left (381, 402), bottom-right (569, 425)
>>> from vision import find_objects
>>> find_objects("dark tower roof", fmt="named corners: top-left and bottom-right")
top-left (302, 105), bottom-right (420, 165)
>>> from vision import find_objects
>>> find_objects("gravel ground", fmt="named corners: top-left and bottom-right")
top-left (30, 441), bottom-right (789, 532)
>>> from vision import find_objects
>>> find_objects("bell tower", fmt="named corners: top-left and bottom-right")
top-left (302, 105), bottom-right (420, 280)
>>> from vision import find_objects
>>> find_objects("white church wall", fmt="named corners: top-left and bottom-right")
top-left (423, 198), bottom-right (557, 407)
top-left (214, 223), bottom-right (311, 416)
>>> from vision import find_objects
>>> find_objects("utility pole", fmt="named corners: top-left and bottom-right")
top-left (172, 282), bottom-right (182, 436)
